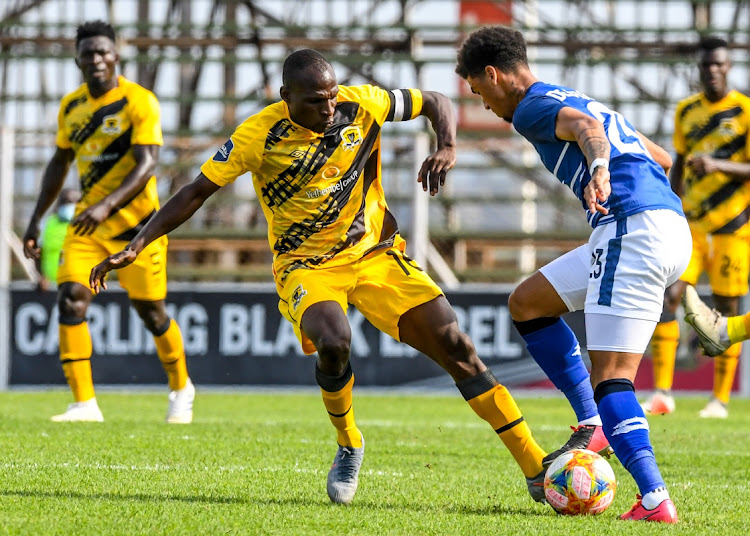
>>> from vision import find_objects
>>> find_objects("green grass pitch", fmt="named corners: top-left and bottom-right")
top-left (0, 390), bottom-right (748, 535)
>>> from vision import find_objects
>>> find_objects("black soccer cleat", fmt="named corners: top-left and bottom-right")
top-left (542, 424), bottom-right (614, 468)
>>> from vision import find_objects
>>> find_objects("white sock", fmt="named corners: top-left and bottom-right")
top-left (578, 415), bottom-right (602, 426)
top-left (641, 487), bottom-right (670, 510)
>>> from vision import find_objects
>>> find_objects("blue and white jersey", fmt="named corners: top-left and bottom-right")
top-left (513, 82), bottom-right (684, 227)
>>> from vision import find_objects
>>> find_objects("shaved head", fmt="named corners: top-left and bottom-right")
top-left (282, 49), bottom-right (334, 89)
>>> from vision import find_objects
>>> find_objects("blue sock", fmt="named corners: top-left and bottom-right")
top-left (514, 317), bottom-right (598, 422)
top-left (595, 379), bottom-right (666, 495)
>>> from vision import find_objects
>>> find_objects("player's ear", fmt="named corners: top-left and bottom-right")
top-left (485, 65), bottom-right (498, 84)
top-left (280, 86), bottom-right (290, 103)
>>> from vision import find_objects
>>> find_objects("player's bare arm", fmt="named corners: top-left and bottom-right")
top-left (636, 131), bottom-right (673, 172)
top-left (687, 154), bottom-right (750, 180)
top-left (90, 173), bottom-right (220, 292)
top-left (72, 144), bottom-right (159, 236)
top-left (554, 106), bottom-right (611, 215)
top-left (669, 154), bottom-right (685, 197)
top-left (22, 146), bottom-right (75, 260)
top-left (416, 90), bottom-right (457, 196)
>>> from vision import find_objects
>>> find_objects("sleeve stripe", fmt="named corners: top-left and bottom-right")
top-left (400, 89), bottom-right (413, 121)
top-left (386, 91), bottom-right (396, 122)
top-left (391, 90), bottom-right (404, 122)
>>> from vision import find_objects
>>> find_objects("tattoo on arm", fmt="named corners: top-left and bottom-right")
top-left (577, 127), bottom-right (610, 163)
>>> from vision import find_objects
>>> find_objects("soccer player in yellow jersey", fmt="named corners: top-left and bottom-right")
top-left (642, 36), bottom-right (750, 419)
top-left (23, 20), bottom-right (194, 423)
top-left (91, 48), bottom-right (549, 505)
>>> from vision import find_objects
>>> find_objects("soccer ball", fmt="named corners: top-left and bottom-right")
top-left (544, 449), bottom-right (616, 515)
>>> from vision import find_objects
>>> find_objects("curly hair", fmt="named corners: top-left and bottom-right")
top-left (455, 26), bottom-right (528, 79)
top-left (75, 20), bottom-right (116, 49)
top-left (282, 49), bottom-right (332, 88)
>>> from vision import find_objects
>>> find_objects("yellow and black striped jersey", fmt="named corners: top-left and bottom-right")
top-left (201, 84), bottom-right (422, 281)
top-left (674, 90), bottom-right (750, 234)
top-left (56, 75), bottom-right (163, 240)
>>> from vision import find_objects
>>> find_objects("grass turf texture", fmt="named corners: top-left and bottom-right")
top-left (0, 391), bottom-right (748, 535)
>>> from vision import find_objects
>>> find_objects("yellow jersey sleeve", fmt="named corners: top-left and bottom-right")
top-left (340, 85), bottom-right (423, 125)
top-left (673, 100), bottom-right (688, 155)
top-left (129, 89), bottom-right (163, 146)
top-left (56, 98), bottom-right (72, 149)
top-left (200, 116), bottom-right (265, 187)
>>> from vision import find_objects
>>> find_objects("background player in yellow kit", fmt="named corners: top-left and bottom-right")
top-left (643, 36), bottom-right (750, 419)
top-left (90, 48), bottom-right (550, 506)
top-left (23, 20), bottom-right (194, 423)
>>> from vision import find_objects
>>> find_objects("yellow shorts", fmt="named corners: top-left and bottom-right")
top-left (680, 225), bottom-right (750, 297)
top-left (277, 242), bottom-right (443, 355)
top-left (57, 230), bottom-right (168, 301)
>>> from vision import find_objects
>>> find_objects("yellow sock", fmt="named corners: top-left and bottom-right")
top-left (726, 313), bottom-right (750, 345)
top-left (713, 344), bottom-right (740, 404)
top-left (320, 373), bottom-right (362, 448)
top-left (461, 372), bottom-right (545, 478)
top-left (153, 319), bottom-right (188, 391)
top-left (650, 320), bottom-right (679, 392)
top-left (59, 322), bottom-right (94, 402)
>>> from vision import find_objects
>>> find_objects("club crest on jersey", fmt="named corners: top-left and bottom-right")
top-left (213, 139), bottom-right (234, 162)
top-left (719, 117), bottom-right (736, 137)
top-left (340, 125), bottom-right (363, 151)
top-left (292, 284), bottom-right (307, 310)
top-left (101, 115), bottom-right (122, 135)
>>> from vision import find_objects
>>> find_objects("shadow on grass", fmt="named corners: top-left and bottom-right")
top-left (0, 489), bottom-right (554, 517)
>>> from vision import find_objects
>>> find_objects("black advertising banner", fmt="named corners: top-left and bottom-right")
top-left (9, 284), bottom-right (586, 387)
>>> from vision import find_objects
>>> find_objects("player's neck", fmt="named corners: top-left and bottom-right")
top-left (87, 76), bottom-right (119, 99)
top-left (704, 88), bottom-right (730, 103)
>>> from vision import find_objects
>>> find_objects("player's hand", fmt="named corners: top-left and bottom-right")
top-left (89, 248), bottom-right (137, 294)
top-left (22, 224), bottom-right (41, 260)
top-left (72, 201), bottom-right (111, 236)
top-left (36, 277), bottom-right (50, 293)
top-left (584, 167), bottom-right (611, 215)
top-left (418, 146), bottom-right (456, 196)
top-left (686, 155), bottom-right (719, 177)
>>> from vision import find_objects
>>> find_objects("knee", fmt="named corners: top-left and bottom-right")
top-left (137, 306), bottom-right (170, 334)
top-left (315, 334), bottom-right (351, 369)
top-left (439, 328), bottom-right (477, 365)
top-left (508, 287), bottom-right (531, 321)
top-left (57, 286), bottom-right (89, 320)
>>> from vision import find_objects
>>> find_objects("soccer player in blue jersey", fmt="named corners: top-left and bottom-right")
top-left (456, 26), bottom-right (689, 523)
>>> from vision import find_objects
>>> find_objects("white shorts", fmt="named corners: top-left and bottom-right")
top-left (540, 209), bottom-right (692, 353)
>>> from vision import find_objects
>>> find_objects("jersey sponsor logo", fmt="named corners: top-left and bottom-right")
top-left (306, 170), bottom-right (359, 198)
top-left (213, 139), bottom-right (234, 162)
top-left (101, 115), bottom-right (122, 135)
top-left (340, 125), bottom-right (363, 151)
top-left (291, 284), bottom-right (307, 311)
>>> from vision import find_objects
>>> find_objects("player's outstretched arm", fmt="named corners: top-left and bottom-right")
top-left (90, 173), bottom-right (220, 293)
top-left (555, 107), bottom-right (611, 214)
top-left (23, 147), bottom-right (75, 260)
top-left (416, 90), bottom-right (457, 196)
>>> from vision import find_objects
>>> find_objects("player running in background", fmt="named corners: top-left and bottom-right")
top-left (22, 20), bottom-right (194, 424)
top-left (456, 26), bottom-right (689, 523)
top-left (34, 188), bottom-right (79, 292)
top-left (91, 48), bottom-right (550, 506)
top-left (641, 36), bottom-right (750, 419)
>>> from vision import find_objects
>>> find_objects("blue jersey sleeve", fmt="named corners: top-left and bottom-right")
top-left (513, 95), bottom-right (565, 144)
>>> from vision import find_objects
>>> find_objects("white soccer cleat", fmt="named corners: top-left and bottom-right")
top-left (683, 285), bottom-right (729, 357)
top-left (640, 391), bottom-right (675, 415)
top-left (51, 398), bottom-right (104, 422)
top-left (166, 378), bottom-right (195, 424)
top-left (327, 436), bottom-right (365, 504)
top-left (698, 397), bottom-right (728, 419)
